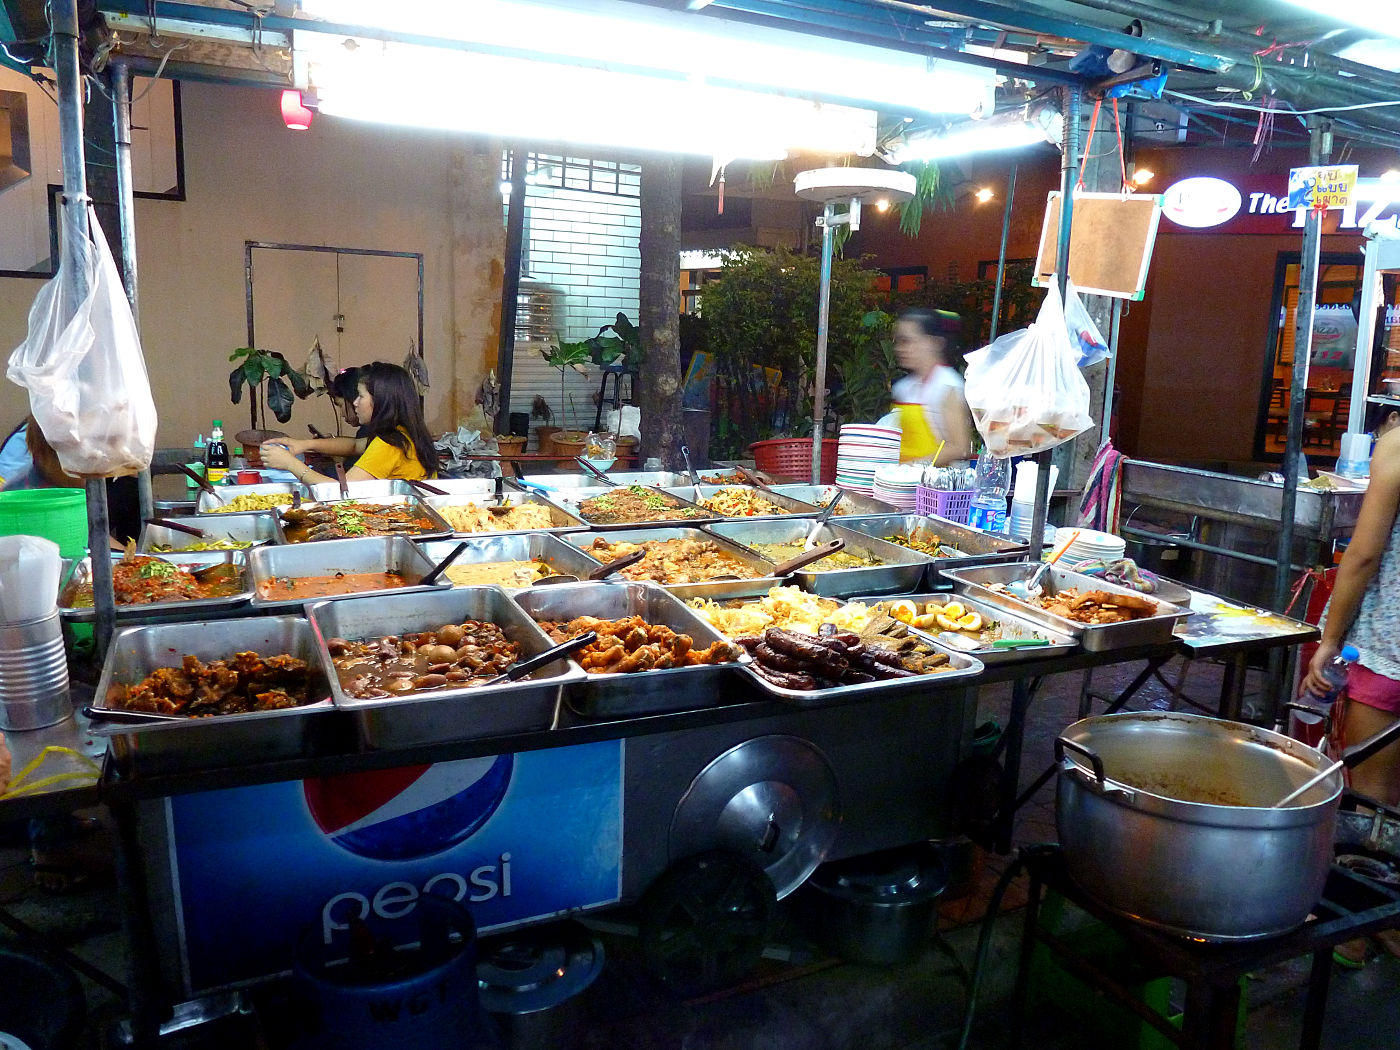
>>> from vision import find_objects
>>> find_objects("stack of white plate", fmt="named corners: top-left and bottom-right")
top-left (872, 464), bottom-right (922, 510)
top-left (1054, 527), bottom-right (1127, 563)
top-left (836, 424), bottom-right (900, 494)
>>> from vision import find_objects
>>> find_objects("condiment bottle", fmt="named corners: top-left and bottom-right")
top-left (205, 420), bottom-right (230, 483)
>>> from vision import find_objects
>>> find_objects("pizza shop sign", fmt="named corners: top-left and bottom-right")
top-left (1161, 174), bottom-right (1400, 234)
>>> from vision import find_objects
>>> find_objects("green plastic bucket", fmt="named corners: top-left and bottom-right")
top-left (0, 489), bottom-right (88, 558)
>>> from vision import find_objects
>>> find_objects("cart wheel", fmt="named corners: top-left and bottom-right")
top-left (638, 850), bottom-right (775, 995)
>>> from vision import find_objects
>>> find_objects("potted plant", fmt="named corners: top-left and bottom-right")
top-left (530, 395), bottom-right (558, 455)
top-left (228, 347), bottom-right (314, 431)
top-left (539, 340), bottom-right (592, 459)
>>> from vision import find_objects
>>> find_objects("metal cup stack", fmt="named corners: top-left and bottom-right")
top-left (0, 536), bottom-right (71, 730)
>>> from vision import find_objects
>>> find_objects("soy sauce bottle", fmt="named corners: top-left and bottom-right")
top-left (205, 420), bottom-right (230, 483)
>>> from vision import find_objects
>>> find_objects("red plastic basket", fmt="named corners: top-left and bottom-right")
top-left (915, 485), bottom-right (974, 523)
top-left (749, 438), bottom-right (839, 484)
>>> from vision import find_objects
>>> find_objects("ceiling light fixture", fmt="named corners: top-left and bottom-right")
top-left (1382, 169), bottom-right (1400, 183)
top-left (875, 198), bottom-right (890, 212)
top-left (1132, 168), bottom-right (1154, 185)
top-left (280, 89), bottom-right (314, 130)
top-left (884, 101), bottom-right (1063, 164)
top-left (296, 0), bottom-right (996, 116)
top-left (297, 33), bottom-right (878, 158)
top-left (1278, 2), bottom-right (1400, 40)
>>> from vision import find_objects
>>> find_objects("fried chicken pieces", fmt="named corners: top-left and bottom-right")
top-left (537, 615), bottom-right (742, 674)
top-left (108, 651), bottom-right (314, 718)
top-left (1040, 589), bottom-right (1157, 625)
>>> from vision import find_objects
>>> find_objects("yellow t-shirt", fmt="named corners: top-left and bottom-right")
top-left (354, 431), bottom-right (429, 480)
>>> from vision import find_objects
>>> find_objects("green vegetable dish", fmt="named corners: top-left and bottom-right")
top-left (577, 485), bottom-right (708, 525)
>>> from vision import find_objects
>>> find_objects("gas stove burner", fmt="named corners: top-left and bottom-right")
top-left (1337, 853), bottom-right (1400, 887)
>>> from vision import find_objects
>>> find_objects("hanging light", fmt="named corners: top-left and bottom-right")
top-left (1277, 2), bottom-right (1400, 39)
top-left (884, 101), bottom-right (1063, 164)
top-left (974, 187), bottom-right (994, 203)
top-left (1132, 168), bottom-right (1155, 185)
top-left (280, 89), bottom-right (315, 130)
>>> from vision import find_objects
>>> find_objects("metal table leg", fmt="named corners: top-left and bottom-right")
top-left (1181, 979), bottom-right (1241, 1050)
top-left (1008, 866), bottom-right (1043, 1050)
top-left (1219, 652), bottom-right (1249, 720)
top-left (993, 677), bottom-right (1036, 854)
top-left (111, 801), bottom-right (170, 1047)
top-left (1300, 949), bottom-right (1333, 1050)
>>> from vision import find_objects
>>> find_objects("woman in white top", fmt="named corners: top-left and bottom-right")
top-left (889, 309), bottom-right (973, 465)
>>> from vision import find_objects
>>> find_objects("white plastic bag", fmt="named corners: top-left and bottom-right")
top-left (963, 283), bottom-right (1094, 457)
top-left (7, 208), bottom-right (156, 477)
top-left (1063, 279), bottom-right (1110, 368)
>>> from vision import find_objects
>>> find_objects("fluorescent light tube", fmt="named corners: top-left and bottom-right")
top-left (297, 0), bottom-right (997, 116)
top-left (1278, 2), bottom-right (1400, 40)
top-left (887, 103), bottom-right (1063, 163)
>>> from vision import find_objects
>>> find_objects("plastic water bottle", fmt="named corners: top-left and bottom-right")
top-left (1303, 644), bottom-right (1359, 706)
top-left (966, 455), bottom-right (1010, 533)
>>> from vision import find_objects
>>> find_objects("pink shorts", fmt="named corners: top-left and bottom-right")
top-left (1347, 664), bottom-right (1400, 714)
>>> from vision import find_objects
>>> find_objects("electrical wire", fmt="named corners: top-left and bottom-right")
top-left (131, 39), bottom-right (189, 103)
top-left (1167, 90), bottom-right (1400, 115)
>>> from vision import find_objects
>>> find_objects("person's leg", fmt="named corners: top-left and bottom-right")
top-left (1340, 698), bottom-right (1400, 807)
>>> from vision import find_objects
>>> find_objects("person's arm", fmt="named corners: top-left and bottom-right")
top-left (1304, 428), bottom-right (1400, 694)
top-left (259, 437), bottom-right (370, 486)
top-left (933, 388), bottom-right (973, 465)
top-left (270, 436), bottom-right (364, 458)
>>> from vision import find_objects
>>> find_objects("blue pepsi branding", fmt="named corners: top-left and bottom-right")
top-left (169, 740), bottom-right (623, 991)
top-left (966, 503), bottom-right (1005, 533)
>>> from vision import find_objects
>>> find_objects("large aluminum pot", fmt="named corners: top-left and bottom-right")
top-left (1055, 712), bottom-right (1342, 941)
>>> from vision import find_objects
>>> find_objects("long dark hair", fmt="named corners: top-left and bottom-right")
top-left (360, 362), bottom-right (438, 476)
top-left (898, 308), bottom-right (964, 368)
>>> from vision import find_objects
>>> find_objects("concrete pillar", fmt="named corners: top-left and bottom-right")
top-left (448, 137), bottom-right (507, 429)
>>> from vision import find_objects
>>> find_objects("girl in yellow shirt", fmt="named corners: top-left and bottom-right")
top-left (261, 362), bottom-right (438, 483)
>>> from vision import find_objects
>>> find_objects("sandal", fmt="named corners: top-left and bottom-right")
top-left (1375, 929), bottom-right (1400, 960)
top-left (1333, 938), bottom-right (1369, 969)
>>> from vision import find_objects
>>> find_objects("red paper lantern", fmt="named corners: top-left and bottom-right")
top-left (280, 90), bottom-right (314, 131)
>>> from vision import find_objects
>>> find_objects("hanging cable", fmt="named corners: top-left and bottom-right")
top-left (1111, 98), bottom-right (1128, 193)
top-left (1167, 91), bottom-right (1400, 115)
top-left (1075, 97), bottom-right (1103, 194)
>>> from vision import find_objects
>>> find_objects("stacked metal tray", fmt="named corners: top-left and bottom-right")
top-left (196, 482), bottom-right (304, 514)
top-left (852, 592), bottom-right (1077, 665)
top-left (249, 535), bottom-right (450, 610)
top-left (942, 564), bottom-right (1190, 652)
top-left (559, 528), bottom-right (780, 595)
top-left (306, 587), bottom-right (587, 749)
top-left (767, 484), bottom-right (897, 518)
top-left (278, 494), bottom-right (453, 543)
top-left (423, 491), bottom-right (586, 537)
top-left (138, 512), bottom-right (285, 553)
top-left (90, 616), bottom-right (337, 774)
top-left (417, 534), bottom-right (603, 588)
top-left (836, 513), bottom-right (1028, 586)
top-left (539, 484), bottom-right (721, 531)
top-left (59, 550), bottom-right (253, 622)
top-left (511, 581), bottom-right (758, 718)
top-left (660, 484), bottom-right (819, 520)
top-left (669, 580), bottom-right (983, 706)
top-left (706, 519), bottom-right (932, 597)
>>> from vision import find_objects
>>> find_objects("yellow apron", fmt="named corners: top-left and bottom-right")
top-left (895, 401), bottom-right (941, 462)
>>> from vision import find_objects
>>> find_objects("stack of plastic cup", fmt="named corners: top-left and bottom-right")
top-left (1008, 462), bottom-right (1060, 541)
top-left (0, 535), bottom-right (71, 731)
top-left (1335, 432), bottom-right (1373, 480)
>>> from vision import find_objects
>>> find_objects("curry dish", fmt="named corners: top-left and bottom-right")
top-left (327, 621), bottom-right (520, 699)
top-left (107, 651), bottom-right (316, 717)
top-left (444, 561), bottom-right (552, 588)
top-left (750, 541), bottom-right (883, 571)
top-left (991, 585), bottom-right (1158, 625)
top-left (208, 493), bottom-right (294, 513)
top-left (68, 554), bottom-right (243, 607)
top-left (256, 571), bottom-right (417, 600)
top-left (586, 537), bottom-right (763, 585)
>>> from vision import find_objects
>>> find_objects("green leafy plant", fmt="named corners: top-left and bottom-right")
top-left (829, 310), bottom-right (901, 427)
top-left (228, 347), bottom-right (313, 429)
top-left (541, 340), bottom-right (592, 430)
top-left (580, 313), bottom-right (643, 373)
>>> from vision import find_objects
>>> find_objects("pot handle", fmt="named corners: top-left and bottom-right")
top-left (1054, 736), bottom-right (1107, 790)
top-left (1280, 700), bottom-right (1333, 737)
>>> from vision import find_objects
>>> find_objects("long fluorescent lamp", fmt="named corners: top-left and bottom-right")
top-left (1279, 2), bottom-right (1400, 40)
top-left (885, 103), bottom-right (1063, 164)
top-left (297, 0), bottom-right (997, 116)
top-left (296, 32), bottom-right (878, 158)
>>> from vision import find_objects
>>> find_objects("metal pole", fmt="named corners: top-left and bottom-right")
top-left (1274, 118), bottom-right (1330, 613)
top-left (53, 0), bottom-right (116, 657)
top-left (1030, 85), bottom-right (1081, 562)
top-left (112, 61), bottom-right (153, 522)
top-left (495, 146), bottom-right (528, 435)
top-left (1100, 298), bottom-right (1123, 446)
top-left (1347, 235), bottom-right (1381, 436)
top-left (989, 162), bottom-right (1019, 344)
top-left (811, 201), bottom-right (835, 485)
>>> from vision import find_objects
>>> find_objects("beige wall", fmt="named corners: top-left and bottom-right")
top-left (0, 81), bottom-right (504, 448)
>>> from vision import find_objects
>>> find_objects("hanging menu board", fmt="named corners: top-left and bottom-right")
top-left (1033, 191), bottom-right (1163, 300)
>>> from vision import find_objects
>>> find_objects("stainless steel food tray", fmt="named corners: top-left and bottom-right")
top-left (423, 491), bottom-right (587, 537)
top-left (92, 616), bottom-right (337, 775)
top-left (306, 587), bottom-right (587, 749)
top-left (414, 477), bottom-right (498, 496)
top-left (516, 471), bottom-right (690, 491)
top-left (249, 535), bottom-right (450, 610)
top-left (836, 513), bottom-right (1028, 585)
top-left (196, 482), bottom-right (305, 514)
top-left (942, 564), bottom-right (1190, 652)
top-left (307, 479), bottom-right (415, 502)
top-left (138, 512), bottom-right (285, 553)
top-left (767, 484), bottom-right (897, 518)
top-left (559, 528), bottom-right (780, 595)
top-left (511, 581), bottom-right (757, 719)
top-left (706, 519), bottom-right (931, 598)
top-left (545, 485), bottom-right (722, 531)
top-left (852, 592), bottom-right (1078, 665)
top-left (417, 534), bottom-right (603, 589)
top-left (281, 494), bottom-right (453, 543)
top-left (59, 550), bottom-right (253, 622)
top-left (660, 485), bottom-right (819, 521)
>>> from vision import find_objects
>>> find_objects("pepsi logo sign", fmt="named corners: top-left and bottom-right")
top-left (304, 755), bottom-right (513, 861)
top-left (1162, 177), bottom-right (1243, 228)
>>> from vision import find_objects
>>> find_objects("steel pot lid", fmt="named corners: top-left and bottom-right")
top-left (809, 843), bottom-right (946, 903)
top-left (1059, 711), bottom-right (1341, 826)
top-left (476, 923), bottom-right (603, 1015)
top-left (669, 735), bottom-right (841, 899)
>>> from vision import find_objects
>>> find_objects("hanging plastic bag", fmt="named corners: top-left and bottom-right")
top-left (7, 207), bottom-right (156, 477)
top-left (963, 282), bottom-right (1094, 457)
top-left (1063, 279), bottom-right (1111, 368)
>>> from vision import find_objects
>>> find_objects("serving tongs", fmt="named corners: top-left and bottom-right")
top-left (179, 464), bottom-right (226, 505)
top-left (681, 445), bottom-right (705, 506)
top-left (802, 494), bottom-right (841, 551)
top-left (735, 463), bottom-right (776, 492)
top-left (1007, 530), bottom-right (1080, 601)
top-left (82, 704), bottom-right (182, 725)
top-left (474, 631), bottom-right (598, 688)
top-left (575, 457), bottom-right (619, 486)
top-left (771, 538), bottom-right (845, 577)
top-left (419, 541), bottom-right (470, 587)
top-left (408, 478), bottom-right (449, 497)
top-left (145, 518), bottom-right (205, 538)
top-left (335, 462), bottom-right (350, 501)
top-left (534, 547), bottom-right (646, 586)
